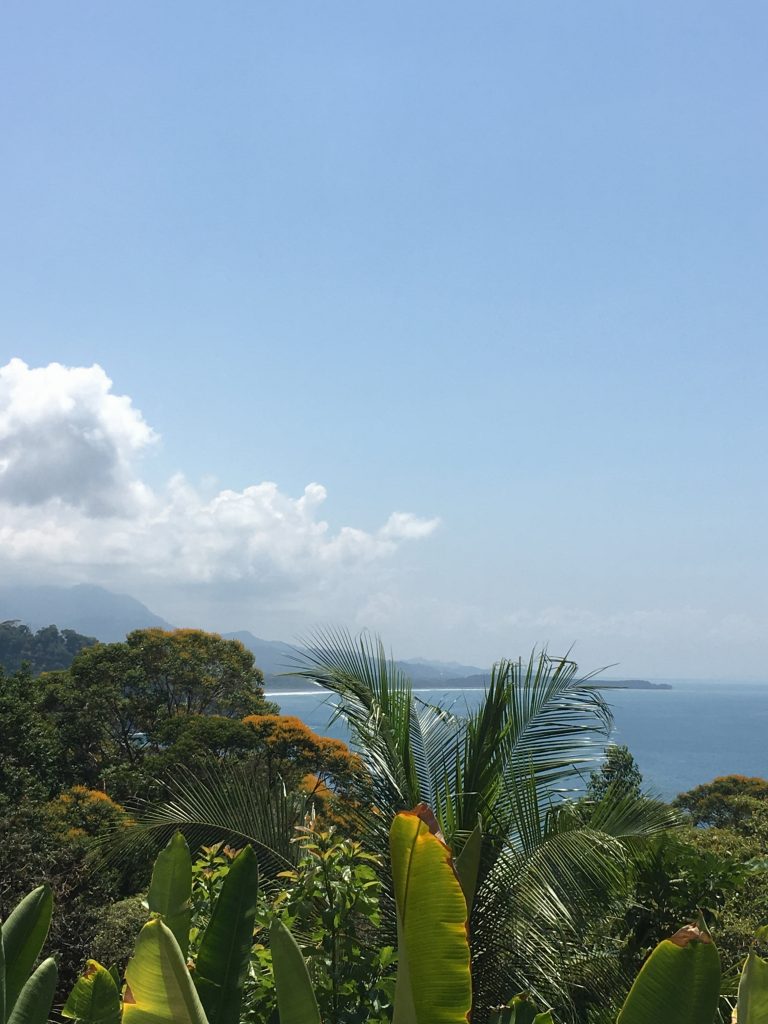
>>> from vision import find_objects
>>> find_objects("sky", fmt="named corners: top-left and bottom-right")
top-left (2, 2), bottom-right (767, 678)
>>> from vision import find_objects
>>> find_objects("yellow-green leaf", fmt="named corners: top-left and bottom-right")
top-left (123, 919), bottom-right (208, 1024)
top-left (617, 924), bottom-right (720, 1024)
top-left (390, 804), bottom-right (472, 1024)
top-left (62, 960), bottom-right (121, 1024)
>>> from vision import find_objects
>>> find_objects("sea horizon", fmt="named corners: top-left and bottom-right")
top-left (265, 678), bottom-right (768, 801)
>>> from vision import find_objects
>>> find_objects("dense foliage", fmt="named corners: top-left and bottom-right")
top-left (0, 627), bottom-right (361, 1000)
top-left (2, 623), bottom-right (766, 1024)
top-left (0, 619), bottom-right (96, 674)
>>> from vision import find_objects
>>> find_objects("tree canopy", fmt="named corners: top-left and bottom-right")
top-left (674, 775), bottom-right (768, 828)
top-left (38, 628), bottom-right (276, 793)
top-left (0, 620), bottom-right (96, 674)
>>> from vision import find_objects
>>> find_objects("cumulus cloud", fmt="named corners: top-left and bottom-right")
top-left (0, 358), bottom-right (156, 515)
top-left (0, 359), bottom-right (439, 586)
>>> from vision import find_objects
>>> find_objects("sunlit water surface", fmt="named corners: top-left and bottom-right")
top-left (266, 679), bottom-right (768, 800)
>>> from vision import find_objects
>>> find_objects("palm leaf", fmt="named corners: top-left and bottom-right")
top-left (108, 761), bottom-right (304, 876)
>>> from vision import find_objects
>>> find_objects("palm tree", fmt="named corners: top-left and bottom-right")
top-left (291, 630), bottom-right (678, 1020)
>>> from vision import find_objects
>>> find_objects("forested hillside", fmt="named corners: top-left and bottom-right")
top-left (0, 620), bottom-right (97, 674)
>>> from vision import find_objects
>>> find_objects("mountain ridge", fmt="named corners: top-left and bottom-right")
top-left (0, 585), bottom-right (669, 689)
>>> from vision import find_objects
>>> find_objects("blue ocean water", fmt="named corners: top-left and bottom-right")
top-left (266, 679), bottom-right (768, 801)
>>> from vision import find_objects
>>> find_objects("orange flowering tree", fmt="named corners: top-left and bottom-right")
top-left (242, 713), bottom-right (362, 795)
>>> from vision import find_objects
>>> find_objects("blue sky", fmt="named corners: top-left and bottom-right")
top-left (2, 2), bottom-right (767, 677)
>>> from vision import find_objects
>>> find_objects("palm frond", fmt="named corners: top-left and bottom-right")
top-left (500, 652), bottom-right (613, 791)
top-left (106, 761), bottom-right (305, 877)
top-left (581, 785), bottom-right (682, 848)
top-left (292, 627), bottom-right (418, 809)
top-left (469, 770), bottom-right (663, 1022)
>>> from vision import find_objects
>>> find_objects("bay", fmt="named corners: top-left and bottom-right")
top-left (266, 679), bottom-right (768, 801)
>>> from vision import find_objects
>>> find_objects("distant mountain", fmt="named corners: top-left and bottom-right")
top-left (400, 657), bottom-right (488, 685)
top-left (0, 584), bottom-right (672, 690)
top-left (222, 631), bottom-right (304, 682)
top-left (225, 634), bottom-right (491, 690)
top-left (0, 584), bottom-right (173, 642)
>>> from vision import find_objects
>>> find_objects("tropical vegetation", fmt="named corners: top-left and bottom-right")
top-left (2, 624), bottom-right (768, 1022)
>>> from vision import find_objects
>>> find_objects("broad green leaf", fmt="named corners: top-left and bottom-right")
top-left (62, 960), bottom-right (121, 1024)
top-left (194, 845), bottom-right (259, 1024)
top-left (533, 1014), bottom-right (554, 1024)
top-left (390, 805), bottom-right (472, 1024)
top-left (7, 958), bottom-right (57, 1024)
top-left (617, 924), bottom-right (720, 1024)
top-left (2, 886), bottom-right (53, 1018)
top-left (738, 951), bottom-right (768, 1023)
top-left (147, 832), bottom-right (192, 958)
top-left (454, 820), bottom-right (482, 914)
top-left (269, 920), bottom-right (321, 1024)
top-left (123, 919), bottom-right (208, 1024)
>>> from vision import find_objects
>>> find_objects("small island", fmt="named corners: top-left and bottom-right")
top-left (598, 678), bottom-right (672, 690)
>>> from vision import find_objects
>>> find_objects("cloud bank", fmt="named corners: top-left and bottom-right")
top-left (0, 359), bottom-right (439, 587)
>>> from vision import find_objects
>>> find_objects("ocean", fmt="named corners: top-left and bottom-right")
top-left (265, 679), bottom-right (768, 802)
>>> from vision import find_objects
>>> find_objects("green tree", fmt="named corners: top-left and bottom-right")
top-left (39, 628), bottom-right (276, 794)
top-left (149, 715), bottom-right (262, 774)
top-left (0, 619), bottom-right (96, 674)
top-left (587, 744), bottom-right (643, 802)
top-left (674, 775), bottom-right (768, 828)
top-left (0, 664), bottom-right (65, 806)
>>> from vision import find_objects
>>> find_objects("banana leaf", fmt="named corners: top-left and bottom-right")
top-left (123, 919), bottom-right (208, 1024)
top-left (6, 958), bottom-right (57, 1024)
top-left (390, 804), bottom-right (472, 1024)
top-left (617, 924), bottom-right (720, 1024)
top-left (147, 832), bottom-right (192, 958)
top-left (269, 919), bottom-right (320, 1024)
top-left (738, 951), bottom-right (768, 1023)
top-left (194, 845), bottom-right (259, 1024)
top-left (1, 886), bottom-right (53, 1019)
top-left (62, 960), bottom-right (121, 1024)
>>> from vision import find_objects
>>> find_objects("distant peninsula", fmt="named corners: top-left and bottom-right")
top-left (598, 678), bottom-right (672, 690)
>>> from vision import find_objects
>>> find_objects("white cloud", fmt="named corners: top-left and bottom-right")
top-left (0, 358), bottom-right (156, 515)
top-left (0, 359), bottom-right (439, 586)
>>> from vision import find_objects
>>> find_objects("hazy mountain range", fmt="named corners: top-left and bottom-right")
top-left (0, 583), bottom-right (664, 688)
top-left (0, 584), bottom-right (486, 686)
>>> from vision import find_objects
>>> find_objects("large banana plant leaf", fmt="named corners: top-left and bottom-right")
top-left (617, 924), bottom-right (720, 1024)
top-left (62, 960), bottom-right (121, 1024)
top-left (194, 845), bottom-right (259, 1024)
top-left (270, 919), bottom-right (321, 1024)
top-left (1, 885), bottom-right (53, 1020)
top-left (737, 951), bottom-right (768, 1023)
top-left (123, 919), bottom-right (208, 1024)
top-left (6, 958), bottom-right (57, 1024)
top-left (390, 805), bottom-right (472, 1024)
top-left (147, 832), bottom-right (192, 958)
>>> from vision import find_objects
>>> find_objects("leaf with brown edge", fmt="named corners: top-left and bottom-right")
top-left (390, 806), bottom-right (471, 1024)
